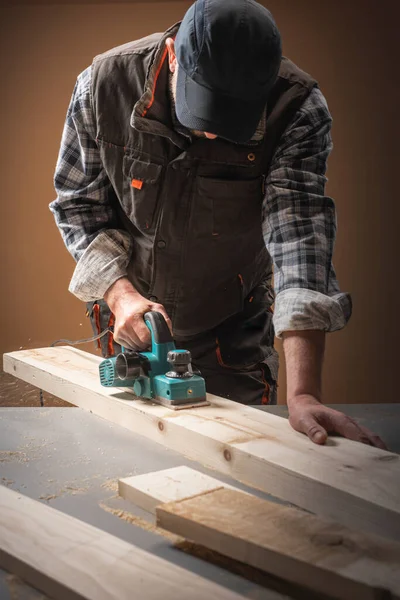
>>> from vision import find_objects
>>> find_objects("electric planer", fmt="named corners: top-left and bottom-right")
top-left (99, 311), bottom-right (209, 409)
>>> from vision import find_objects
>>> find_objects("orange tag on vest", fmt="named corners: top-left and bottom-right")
top-left (131, 179), bottom-right (143, 190)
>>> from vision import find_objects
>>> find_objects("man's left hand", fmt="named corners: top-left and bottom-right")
top-left (288, 394), bottom-right (387, 449)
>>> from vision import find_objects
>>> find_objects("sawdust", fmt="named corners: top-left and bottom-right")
top-left (0, 451), bottom-right (28, 463)
top-left (39, 494), bottom-right (58, 502)
top-left (0, 439), bottom-right (52, 464)
top-left (64, 485), bottom-right (88, 495)
top-left (38, 482), bottom-right (89, 503)
top-left (99, 501), bottom-right (181, 543)
top-left (101, 478), bottom-right (119, 493)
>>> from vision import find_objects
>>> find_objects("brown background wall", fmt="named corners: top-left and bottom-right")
top-left (0, 1), bottom-right (397, 404)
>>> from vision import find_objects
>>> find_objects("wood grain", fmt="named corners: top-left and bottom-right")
top-left (0, 485), bottom-right (244, 600)
top-left (157, 487), bottom-right (400, 600)
top-left (3, 346), bottom-right (400, 541)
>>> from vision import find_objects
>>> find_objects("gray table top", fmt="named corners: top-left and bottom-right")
top-left (0, 403), bottom-right (399, 600)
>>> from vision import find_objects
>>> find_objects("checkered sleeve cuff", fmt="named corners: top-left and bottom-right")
top-left (273, 288), bottom-right (352, 338)
top-left (68, 229), bottom-right (132, 301)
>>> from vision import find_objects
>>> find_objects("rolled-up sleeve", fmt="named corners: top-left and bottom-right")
top-left (262, 87), bottom-right (352, 338)
top-left (50, 66), bottom-right (132, 301)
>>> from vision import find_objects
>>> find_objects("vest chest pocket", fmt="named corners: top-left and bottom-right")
top-left (122, 156), bottom-right (163, 233)
top-left (196, 176), bottom-right (264, 237)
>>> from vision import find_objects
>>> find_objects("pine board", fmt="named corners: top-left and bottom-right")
top-left (157, 487), bottom-right (400, 600)
top-left (0, 485), bottom-right (245, 600)
top-left (3, 346), bottom-right (400, 541)
top-left (119, 465), bottom-right (247, 514)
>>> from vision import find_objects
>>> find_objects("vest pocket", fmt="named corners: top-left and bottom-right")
top-left (196, 176), bottom-right (263, 237)
top-left (122, 156), bottom-right (163, 233)
top-left (216, 279), bottom-right (275, 368)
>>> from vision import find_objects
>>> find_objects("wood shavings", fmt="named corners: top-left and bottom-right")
top-left (0, 451), bottom-right (28, 463)
top-left (99, 501), bottom-right (180, 543)
top-left (39, 494), bottom-right (58, 502)
top-left (101, 479), bottom-right (119, 493)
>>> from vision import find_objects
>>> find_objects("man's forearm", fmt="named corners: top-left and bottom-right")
top-left (282, 330), bottom-right (325, 404)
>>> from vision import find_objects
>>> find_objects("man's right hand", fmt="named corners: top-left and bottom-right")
top-left (104, 277), bottom-right (172, 350)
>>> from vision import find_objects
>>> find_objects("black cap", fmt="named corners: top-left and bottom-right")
top-left (174, 0), bottom-right (282, 144)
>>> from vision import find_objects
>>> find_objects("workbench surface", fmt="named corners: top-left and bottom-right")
top-left (1, 403), bottom-right (399, 600)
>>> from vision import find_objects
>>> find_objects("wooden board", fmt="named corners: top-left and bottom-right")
top-left (3, 346), bottom-right (400, 541)
top-left (119, 466), bottom-right (248, 514)
top-left (157, 487), bottom-right (400, 600)
top-left (0, 485), bottom-right (244, 600)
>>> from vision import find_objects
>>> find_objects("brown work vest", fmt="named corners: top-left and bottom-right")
top-left (91, 23), bottom-right (317, 336)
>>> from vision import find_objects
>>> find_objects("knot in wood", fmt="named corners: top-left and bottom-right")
top-left (223, 449), bottom-right (231, 462)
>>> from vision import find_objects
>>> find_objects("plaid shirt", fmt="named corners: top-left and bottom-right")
top-left (51, 65), bottom-right (351, 337)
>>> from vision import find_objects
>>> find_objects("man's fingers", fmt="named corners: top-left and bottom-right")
top-left (357, 424), bottom-right (388, 450)
top-left (329, 414), bottom-right (371, 443)
top-left (288, 398), bottom-right (387, 449)
top-left (114, 336), bottom-right (134, 350)
top-left (290, 414), bottom-right (328, 445)
top-left (133, 315), bottom-right (152, 348)
top-left (115, 323), bottom-right (144, 350)
top-left (321, 413), bottom-right (388, 450)
top-left (115, 309), bottom-right (171, 351)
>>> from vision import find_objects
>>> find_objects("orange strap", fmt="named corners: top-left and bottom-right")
top-left (93, 304), bottom-right (101, 350)
top-left (142, 47), bottom-right (168, 117)
top-left (260, 367), bottom-right (271, 405)
top-left (215, 337), bottom-right (225, 368)
top-left (107, 313), bottom-right (116, 358)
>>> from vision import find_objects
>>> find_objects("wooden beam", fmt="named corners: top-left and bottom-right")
top-left (119, 466), bottom-right (247, 514)
top-left (157, 487), bottom-right (400, 600)
top-left (0, 485), bottom-right (244, 600)
top-left (3, 346), bottom-right (400, 541)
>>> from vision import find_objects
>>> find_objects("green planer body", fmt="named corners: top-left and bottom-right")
top-left (99, 312), bottom-right (208, 409)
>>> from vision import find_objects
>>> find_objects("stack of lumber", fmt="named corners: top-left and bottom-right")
top-left (120, 466), bottom-right (400, 600)
top-left (2, 346), bottom-right (400, 600)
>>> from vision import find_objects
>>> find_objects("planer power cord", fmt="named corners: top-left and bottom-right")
top-left (50, 328), bottom-right (113, 348)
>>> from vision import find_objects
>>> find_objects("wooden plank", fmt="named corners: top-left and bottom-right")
top-left (3, 346), bottom-right (400, 541)
top-left (157, 487), bottom-right (400, 600)
top-left (0, 485), bottom-right (244, 600)
top-left (119, 466), bottom-right (248, 514)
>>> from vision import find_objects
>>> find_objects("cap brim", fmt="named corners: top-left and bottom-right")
top-left (175, 67), bottom-right (266, 144)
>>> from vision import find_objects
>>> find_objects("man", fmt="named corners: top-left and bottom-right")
top-left (51, 0), bottom-right (385, 448)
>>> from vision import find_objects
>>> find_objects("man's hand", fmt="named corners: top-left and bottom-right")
top-left (104, 277), bottom-right (172, 350)
top-left (288, 394), bottom-right (387, 449)
top-left (283, 330), bottom-right (387, 449)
